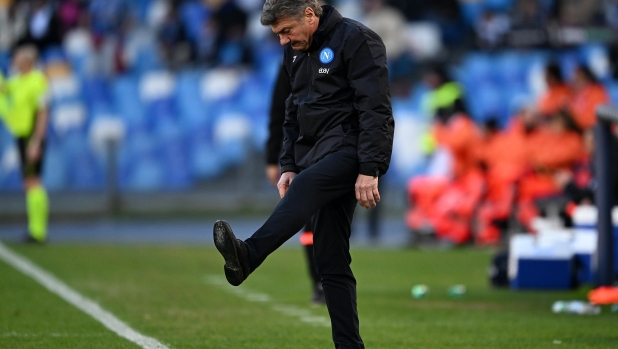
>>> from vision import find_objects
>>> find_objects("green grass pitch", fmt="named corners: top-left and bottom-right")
top-left (1, 244), bottom-right (616, 348)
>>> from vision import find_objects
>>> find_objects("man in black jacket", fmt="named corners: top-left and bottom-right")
top-left (213, 1), bottom-right (394, 347)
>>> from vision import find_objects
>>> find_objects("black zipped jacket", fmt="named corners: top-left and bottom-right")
top-left (280, 5), bottom-right (394, 177)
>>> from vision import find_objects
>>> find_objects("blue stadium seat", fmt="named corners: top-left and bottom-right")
top-left (211, 110), bottom-right (251, 168)
top-left (484, 0), bottom-right (516, 11)
top-left (558, 50), bottom-right (580, 82)
top-left (495, 51), bottom-right (528, 88)
top-left (0, 135), bottom-right (23, 191)
top-left (459, 53), bottom-right (496, 89)
top-left (237, 74), bottom-right (269, 151)
top-left (126, 156), bottom-right (166, 191)
top-left (237, 72), bottom-right (270, 117)
top-left (117, 130), bottom-right (165, 191)
top-left (218, 41), bottom-right (245, 67)
top-left (391, 98), bottom-right (417, 120)
top-left (68, 53), bottom-right (90, 78)
top-left (0, 50), bottom-right (10, 74)
top-left (190, 145), bottom-right (222, 179)
top-left (82, 77), bottom-right (111, 111)
top-left (129, 0), bottom-right (153, 21)
top-left (176, 70), bottom-right (210, 130)
top-left (160, 136), bottom-right (192, 189)
top-left (41, 141), bottom-right (68, 191)
top-left (112, 75), bottom-right (146, 130)
top-left (215, 140), bottom-right (247, 168)
top-left (539, 0), bottom-right (555, 12)
top-left (116, 142), bottom-right (133, 190)
top-left (404, 84), bottom-right (431, 117)
top-left (0, 167), bottom-right (22, 192)
top-left (48, 102), bottom-right (88, 141)
top-left (505, 90), bottom-right (534, 123)
top-left (152, 118), bottom-right (189, 186)
top-left (385, 115), bottom-right (428, 186)
top-left (147, 98), bottom-right (178, 129)
top-left (459, 2), bottom-right (484, 27)
top-left (58, 132), bottom-right (105, 190)
top-left (41, 46), bottom-right (66, 64)
top-left (250, 116), bottom-right (269, 151)
top-left (132, 43), bottom-right (164, 74)
top-left (605, 81), bottom-right (618, 104)
top-left (467, 82), bottom-right (506, 122)
top-left (578, 44), bottom-right (611, 82)
top-left (253, 41), bottom-right (284, 84)
top-left (188, 125), bottom-right (223, 179)
top-left (68, 147), bottom-right (106, 190)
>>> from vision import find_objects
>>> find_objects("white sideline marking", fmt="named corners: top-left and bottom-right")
top-left (0, 241), bottom-right (171, 349)
top-left (204, 275), bottom-right (331, 327)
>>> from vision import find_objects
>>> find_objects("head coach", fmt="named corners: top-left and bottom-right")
top-left (212, 1), bottom-right (395, 347)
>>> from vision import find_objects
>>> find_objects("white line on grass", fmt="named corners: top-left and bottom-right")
top-left (0, 241), bottom-right (171, 349)
top-left (204, 275), bottom-right (331, 327)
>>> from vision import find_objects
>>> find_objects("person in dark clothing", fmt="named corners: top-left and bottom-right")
top-left (18, 0), bottom-right (63, 53)
top-left (264, 65), bottom-right (289, 181)
top-left (266, 64), bottom-right (324, 305)
top-left (212, 1), bottom-right (394, 348)
top-left (210, 0), bottom-right (252, 66)
top-left (158, 7), bottom-right (194, 69)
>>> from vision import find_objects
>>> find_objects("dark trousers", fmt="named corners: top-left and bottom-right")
top-left (245, 147), bottom-right (364, 349)
top-left (301, 221), bottom-right (320, 286)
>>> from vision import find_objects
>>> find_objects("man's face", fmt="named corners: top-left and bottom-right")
top-left (271, 9), bottom-right (317, 51)
top-left (12, 51), bottom-right (32, 74)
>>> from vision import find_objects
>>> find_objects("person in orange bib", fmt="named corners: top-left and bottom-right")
top-left (407, 110), bottom-right (483, 245)
top-left (538, 63), bottom-right (572, 118)
top-left (517, 110), bottom-right (585, 232)
top-left (569, 65), bottom-right (609, 130)
top-left (474, 118), bottom-right (528, 245)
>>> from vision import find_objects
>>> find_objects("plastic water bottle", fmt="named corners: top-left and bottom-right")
top-left (552, 301), bottom-right (601, 315)
top-left (447, 285), bottom-right (466, 298)
top-left (411, 285), bottom-right (428, 299)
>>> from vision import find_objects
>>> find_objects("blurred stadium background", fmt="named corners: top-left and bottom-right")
top-left (0, 0), bottom-right (615, 222)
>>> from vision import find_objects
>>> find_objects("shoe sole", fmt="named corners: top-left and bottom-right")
top-left (213, 220), bottom-right (245, 286)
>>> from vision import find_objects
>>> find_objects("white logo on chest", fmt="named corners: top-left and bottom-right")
top-left (318, 67), bottom-right (330, 74)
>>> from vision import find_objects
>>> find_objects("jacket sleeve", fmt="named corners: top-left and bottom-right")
top-left (265, 63), bottom-right (291, 165)
top-left (280, 56), bottom-right (300, 174)
top-left (344, 27), bottom-right (394, 177)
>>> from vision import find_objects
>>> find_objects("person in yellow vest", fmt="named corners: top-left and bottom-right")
top-left (420, 66), bottom-right (466, 155)
top-left (0, 45), bottom-right (49, 243)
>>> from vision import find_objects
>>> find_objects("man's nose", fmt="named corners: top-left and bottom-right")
top-left (279, 35), bottom-right (290, 46)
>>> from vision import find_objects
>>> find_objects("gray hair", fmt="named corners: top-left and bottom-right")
top-left (261, 0), bottom-right (323, 26)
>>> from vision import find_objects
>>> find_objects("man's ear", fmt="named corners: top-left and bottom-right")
top-left (304, 7), bottom-right (315, 23)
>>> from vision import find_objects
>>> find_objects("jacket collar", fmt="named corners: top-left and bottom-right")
top-left (308, 5), bottom-right (341, 52)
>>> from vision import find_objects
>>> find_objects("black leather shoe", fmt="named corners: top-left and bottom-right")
top-left (213, 220), bottom-right (251, 286)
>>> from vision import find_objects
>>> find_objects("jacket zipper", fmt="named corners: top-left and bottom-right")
top-left (298, 52), bottom-right (312, 137)
top-left (307, 52), bottom-right (313, 94)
